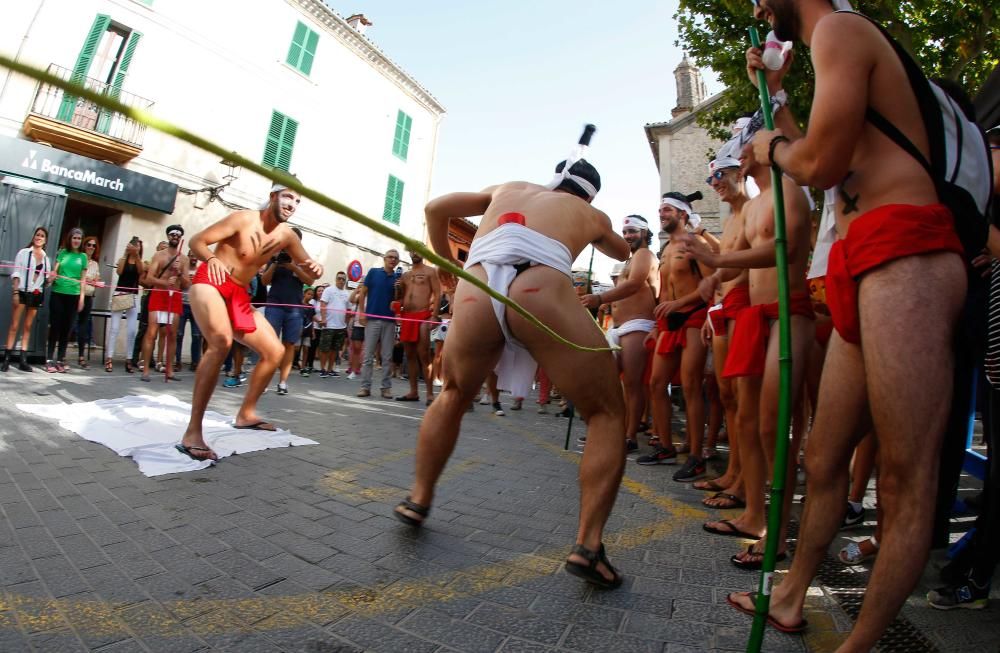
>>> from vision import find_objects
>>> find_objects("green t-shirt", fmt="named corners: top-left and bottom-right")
top-left (52, 250), bottom-right (88, 295)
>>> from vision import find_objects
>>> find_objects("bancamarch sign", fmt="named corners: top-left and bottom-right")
top-left (0, 135), bottom-right (177, 213)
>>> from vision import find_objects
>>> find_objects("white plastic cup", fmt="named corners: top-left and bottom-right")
top-left (762, 30), bottom-right (792, 70)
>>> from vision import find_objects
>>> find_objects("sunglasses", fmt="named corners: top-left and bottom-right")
top-left (705, 168), bottom-right (739, 185)
top-left (167, 231), bottom-right (182, 237)
top-left (85, 242), bottom-right (96, 248)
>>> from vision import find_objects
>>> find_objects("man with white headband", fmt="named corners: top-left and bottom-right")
top-left (395, 131), bottom-right (635, 591)
top-left (178, 183), bottom-right (322, 461)
top-left (693, 151), bottom-right (753, 513)
top-left (725, 1), bottom-right (970, 644)
top-left (581, 214), bottom-right (658, 452)
top-left (639, 190), bottom-right (715, 483)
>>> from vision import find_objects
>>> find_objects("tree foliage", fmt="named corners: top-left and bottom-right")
top-left (676, 0), bottom-right (999, 137)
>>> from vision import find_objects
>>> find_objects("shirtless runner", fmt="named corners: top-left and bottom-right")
top-left (683, 139), bottom-right (814, 568)
top-left (726, 2), bottom-right (972, 646)
top-left (694, 153), bottom-right (752, 509)
top-left (177, 184), bottom-right (322, 460)
top-left (394, 155), bottom-right (632, 589)
top-left (581, 215), bottom-right (658, 452)
top-left (139, 225), bottom-right (190, 382)
top-left (395, 250), bottom-right (441, 404)
top-left (638, 192), bottom-right (715, 483)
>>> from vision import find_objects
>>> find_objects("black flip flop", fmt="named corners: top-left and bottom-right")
top-left (702, 519), bottom-right (757, 538)
top-left (725, 592), bottom-right (808, 633)
top-left (233, 420), bottom-right (277, 431)
top-left (394, 497), bottom-right (429, 527)
top-left (703, 492), bottom-right (747, 509)
top-left (730, 543), bottom-right (787, 570)
top-left (395, 396), bottom-right (420, 402)
top-left (174, 443), bottom-right (218, 462)
top-left (565, 543), bottom-right (623, 590)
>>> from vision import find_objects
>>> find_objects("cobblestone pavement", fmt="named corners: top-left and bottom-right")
top-left (0, 363), bottom-right (995, 652)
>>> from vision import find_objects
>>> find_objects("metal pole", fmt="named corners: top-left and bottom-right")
top-left (746, 25), bottom-right (795, 653)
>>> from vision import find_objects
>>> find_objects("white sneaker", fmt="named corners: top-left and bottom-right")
top-left (479, 395), bottom-right (490, 405)
top-left (433, 378), bottom-right (443, 387)
top-left (347, 371), bottom-right (357, 380)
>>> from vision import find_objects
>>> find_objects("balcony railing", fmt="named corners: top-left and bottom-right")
top-left (29, 63), bottom-right (153, 149)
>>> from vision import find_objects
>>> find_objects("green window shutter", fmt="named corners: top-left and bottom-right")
top-left (392, 110), bottom-right (412, 161)
top-left (57, 14), bottom-right (111, 122)
top-left (382, 175), bottom-right (404, 224)
top-left (286, 21), bottom-right (318, 76)
top-left (263, 111), bottom-right (298, 172)
top-left (96, 30), bottom-right (141, 134)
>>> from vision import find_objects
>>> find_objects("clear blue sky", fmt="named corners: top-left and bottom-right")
top-left (347, 1), bottom-right (724, 281)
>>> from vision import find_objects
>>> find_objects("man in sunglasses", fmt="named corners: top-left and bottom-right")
top-left (356, 249), bottom-right (402, 398)
top-left (722, 0), bottom-right (970, 644)
top-left (139, 225), bottom-right (190, 382)
top-left (581, 215), bottom-right (658, 453)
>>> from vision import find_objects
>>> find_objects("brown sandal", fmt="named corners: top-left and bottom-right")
top-left (104, 359), bottom-right (113, 373)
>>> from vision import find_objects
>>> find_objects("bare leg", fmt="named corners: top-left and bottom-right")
top-left (704, 372), bottom-right (722, 453)
top-left (5, 303), bottom-right (25, 349)
top-left (19, 309), bottom-right (37, 350)
top-left (648, 345), bottom-right (680, 448)
top-left (680, 329), bottom-right (708, 457)
top-left (619, 332), bottom-right (649, 444)
top-left (402, 341), bottom-right (420, 398)
top-left (849, 432), bottom-right (877, 504)
top-left (139, 319), bottom-right (161, 380)
top-left (278, 342), bottom-right (295, 384)
top-left (713, 375), bottom-right (765, 536)
top-left (419, 326), bottom-right (434, 401)
top-left (711, 334), bottom-right (742, 490)
top-left (233, 313), bottom-right (285, 426)
top-left (164, 314), bottom-right (180, 377)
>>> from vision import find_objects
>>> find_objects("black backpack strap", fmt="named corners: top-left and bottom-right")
top-left (865, 107), bottom-right (933, 176)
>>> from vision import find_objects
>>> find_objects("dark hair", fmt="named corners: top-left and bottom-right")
top-left (291, 227), bottom-right (303, 239)
top-left (26, 225), bottom-right (48, 249)
top-left (82, 235), bottom-right (101, 261)
top-left (625, 215), bottom-right (654, 246)
top-left (165, 224), bottom-right (185, 236)
top-left (60, 228), bottom-right (84, 253)
top-left (553, 159), bottom-right (601, 200)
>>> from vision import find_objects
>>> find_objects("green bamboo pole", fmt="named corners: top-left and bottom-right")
top-left (746, 26), bottom-right (795, 653)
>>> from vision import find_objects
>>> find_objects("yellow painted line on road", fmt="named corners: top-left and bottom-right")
top-left (316, 450), bottom-right (481, 503)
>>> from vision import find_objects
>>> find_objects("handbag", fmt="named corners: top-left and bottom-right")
top-left (110, 292), bottom-right (135, 312)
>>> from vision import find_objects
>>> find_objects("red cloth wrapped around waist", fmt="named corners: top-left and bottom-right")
top-left (147, 287), bottom-right (183, 314)
top-left (655, 305), bottom-right (708, 356)
top-left (722, 292), bottom-right (814, 378)
top-left (826, 203), bottom-right (962, 345)
top-left (721, 283), bottom-right (750, 321)
top-left (192, 263), bottom-right (256, 333)
top-left (398, 309), bottom-right (433, 342)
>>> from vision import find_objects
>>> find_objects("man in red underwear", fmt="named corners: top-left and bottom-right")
top-left (695, 153), bottom-right (752, 511)
top-left (179, 184), bottom-right (322, 461)
top-left (394, 154), bottom-right (634, 590)
top-left (638, 192), bottom-right (715, 483)
top-left (139, 225), bottom-right (190, 382)
top-left (684, 137), bottom-right (814, 568)
top-left (724, 1), bottom-right (969, 645)
top-left (395, 250), bottom-right (441, 404)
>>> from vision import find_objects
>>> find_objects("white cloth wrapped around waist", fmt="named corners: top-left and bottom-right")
top-left (605, 318), bottom-right (656, 348)
top-left (465, 223), bottom-right (573, 398)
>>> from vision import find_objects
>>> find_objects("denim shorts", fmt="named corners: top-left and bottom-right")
top-left (264, 306), bottom-right (303, 344)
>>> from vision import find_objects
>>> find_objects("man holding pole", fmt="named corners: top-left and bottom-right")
top-left (726, 1), bottom-right (969, 646)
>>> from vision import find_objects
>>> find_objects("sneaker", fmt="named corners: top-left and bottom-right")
top-left (347, 371), bottom-right (357, 380)
top-left (223, 376), bottom-right (241, 388)
top-left (329, 370), bottom-right (341, 377)
top-left (511, 398), bottom-right (523, 411)
top-left (673, 456), bottom-right (706, 482)
top-left (301, 368), bottom-right (311, 377)
top-left (357, 388), bottom-right (371, 397)
top-left (537, 404), bottom-right (549, 414)
top-left (239, 372), bottom-right (248, 383)
top-left (626, 439), bottom-right (638, 453)
top-left (479, 395), bottom-right (490, 405)
top-left (927, 577), bottom-right (990, 610)
top-left (277, 383), bottom-right (288, 395)
top-left (840, 503), bottom-right (866, 530)
top-left (493, 402), bottom-right (505, 416)
top-left (637, 446), bottom-right (678, 466)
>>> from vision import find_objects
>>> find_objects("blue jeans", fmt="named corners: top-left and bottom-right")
top-left (175, 303), bottom-right (202, 366)
top-left (265, 306), bottom-right (303, 344)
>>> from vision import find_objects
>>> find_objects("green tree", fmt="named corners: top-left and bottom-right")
top-left (676, 0), bottom-right (999, 137)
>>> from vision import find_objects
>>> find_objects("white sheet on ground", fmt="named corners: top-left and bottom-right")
top-left (16, 394), bottom-right (317, 477)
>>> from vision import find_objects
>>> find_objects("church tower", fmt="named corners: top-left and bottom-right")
top-left (671, 53), bottom-right (707, 118)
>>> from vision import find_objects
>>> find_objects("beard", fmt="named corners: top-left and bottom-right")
top-left (769, 0), bottom-right (800, 42)
top-left (412, 256), bottom-right (423, 264)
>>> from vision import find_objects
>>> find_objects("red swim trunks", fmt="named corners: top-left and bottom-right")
top-left (722, 292), bottom-right (815, 378)
top-left (826, 203), bottom-right (962, 345)
top-left (147, 287), bottom-right (183, 315)
top-left (192, 263), bottom-right (256, 333)
top-left (655, 306), bottom-right (708, 356)
top-left (399, 310), bottom-right (433, 343)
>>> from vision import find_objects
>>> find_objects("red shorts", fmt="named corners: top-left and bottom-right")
top-left (147, 287), bottom-right (183, 315)
top-left (655, 306), bottom-right (708, 356)
top-left (722, 283), bottom-right (750, 322)
top-left (827, 203), bottom-right (962, 345)
top-left (399, 310), bottom-right (432, 343)
top-left (192, 263), bottom-right (256, 333)
top-left (722, 292), bottom-right (814, 378)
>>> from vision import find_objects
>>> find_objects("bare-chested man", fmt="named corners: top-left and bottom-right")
top-left (638, 192), bottom-right (714, 483)
top-left (393, 157), bottom-right (632, 589)
top-left (723, 3), bottom-right (972, 646)
top-left (684, 139), bottom-right (813, 568)
top-left (139, 225), bottom-right (190, 382)
top-left (177, 184), bottom-right (322, 461)
top-left (581, 215), bottom-right (658, 452)
top-left (694, 154), bottom-right (752, 510)
top-left (395, 250), bottom-right (441, 404)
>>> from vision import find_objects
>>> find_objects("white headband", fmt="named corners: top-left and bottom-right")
top-left (688, 213), bottom-right (702, 230)
top-left (622, 215), bottom-right (648, 231)
top-left (660, 197), bottom-right (693, 214)
top-left (270, 183), bottom-right (289, 194)
top-left (709, 157), bottom-right (741, 174)
top-left (546, 164), bottom-right (598, 200)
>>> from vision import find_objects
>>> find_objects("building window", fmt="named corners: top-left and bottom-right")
top-left (263, 111), bottom-right (298, 172)
top-left (286, 21), bottom-right (319, 76)
top-left (382, 175), bottom-right (404, 225)
top-left (392, 110), bottom-right (412, 161)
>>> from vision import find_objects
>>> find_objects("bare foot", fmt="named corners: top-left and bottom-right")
top-left (726, 591), bottom-right (807, 633)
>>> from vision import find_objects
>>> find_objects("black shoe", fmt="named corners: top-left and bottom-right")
top-left (636, 446), bottom-right (678, 465)
top-left (17, 350), bottom-right (32, 372)
top-left (0, 349), bottom-right (9, 372)
top-left (329, 370), bottom-right (341, 377)
top-left (276, 383), bottom-right (288, 395)
top-left (927, 576), bottom-right (990, 610)
top-left (319, 371), bottom-right (328, 378)
top-left (626, 439), bottom-right (638, 452)
top-left (840, 503), bottom-right (866, 530)
top-left (492, 402), bottom-right (505, 416)
top-left (673, 456), bottom-right (706, 482)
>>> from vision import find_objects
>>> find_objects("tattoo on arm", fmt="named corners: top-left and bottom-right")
top-left (839, 171), bottom-right (860, 215)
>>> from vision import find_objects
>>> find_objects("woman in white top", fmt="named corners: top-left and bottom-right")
top-left (3, 226), bottom-right (50, 372)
